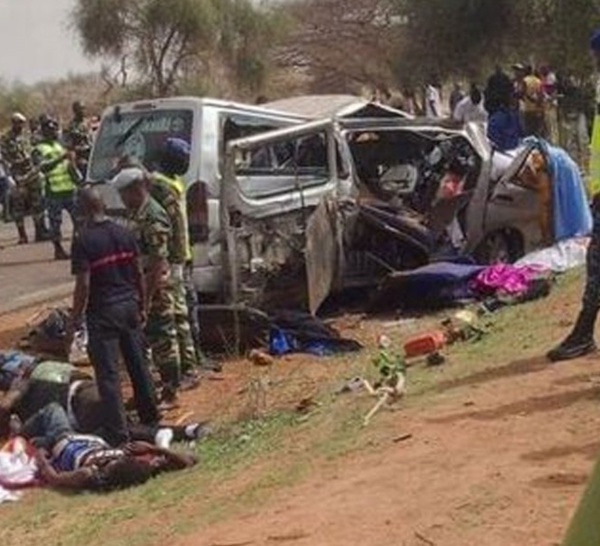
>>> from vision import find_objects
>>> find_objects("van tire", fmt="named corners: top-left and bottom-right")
top-left (475, 230), bottom-right (524, 265)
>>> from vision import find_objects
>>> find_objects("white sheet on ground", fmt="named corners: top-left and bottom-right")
top-left (515, 237), bottom-right (589, 273)
top-left (0, 438), bottom-right (37, 504)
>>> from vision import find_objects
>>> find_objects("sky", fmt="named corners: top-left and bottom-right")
top-left (0, 0), bottom-right (97, 84)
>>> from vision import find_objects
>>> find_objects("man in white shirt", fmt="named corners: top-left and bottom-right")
top-left (453, 84), bottom-right (488, 123)
top-left (426, 77), bottom-right (443, 118)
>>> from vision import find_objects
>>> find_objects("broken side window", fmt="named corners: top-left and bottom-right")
top-left (234, 131), bottom-right (331, 200)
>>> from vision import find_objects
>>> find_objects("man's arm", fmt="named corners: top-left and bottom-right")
top-left (35, 451), bottom-right (94, 490)
top-left (145, 258), bottom-right (168, 311)
top-left (70, 238), bottom-right (90, 327)
top-left (126, 441), bottom-right (197, 472)
top-left (134, 257), bottom-right (147, 320)
top-left (34, 149), bottom-right (68, 174)
top-left (143, 213), bottom-right (171, 309)
top-left (0, 375), bottom-right (31, 416)
top-left (71, 271), bottom-right (90, 327)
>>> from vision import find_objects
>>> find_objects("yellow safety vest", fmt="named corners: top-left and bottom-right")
top-left (37, 141), bottom-right (76, 194)
top-left (154, 172), bottom-right (192, 262)
top-left (589, 76), bottom-right (600, 197)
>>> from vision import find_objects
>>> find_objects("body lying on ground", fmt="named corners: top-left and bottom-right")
top-left (20, 402), bottom-right (196, 491)
top-left (0, 361), bottom-right (208, 446)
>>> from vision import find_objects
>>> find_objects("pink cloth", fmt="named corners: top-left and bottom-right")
top-left (473, 264), bottom-right (549, 297)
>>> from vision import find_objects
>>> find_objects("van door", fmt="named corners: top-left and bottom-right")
top-left (485, 143), bottom-right (544, 253)
top-left (221, 119), bottom-right (340, 314)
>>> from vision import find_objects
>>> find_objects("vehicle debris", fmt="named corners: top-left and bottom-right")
top-left (363, 335), bottom-right (407, 426)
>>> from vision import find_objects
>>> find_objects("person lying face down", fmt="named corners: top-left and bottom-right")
top-left (19, 403), bottom-right (197, 492)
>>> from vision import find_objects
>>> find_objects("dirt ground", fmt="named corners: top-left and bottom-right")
top-left (1, 278), bottom-right (599, 546)
top-left (173, 352), bottom-right (600, 546)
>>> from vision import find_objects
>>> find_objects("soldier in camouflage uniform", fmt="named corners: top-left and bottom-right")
top-left (64, 101), bottom-right (92, 181)
top-left (111, 166), bottom-right (182, 403)
top-left (1, 113), bottom-right (48, 244)
top-left (148, 175), bottom-right (200, 385)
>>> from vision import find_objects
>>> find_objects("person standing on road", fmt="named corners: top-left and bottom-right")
top-left (34, 118), bottom-right (79, 260)
top-left (484, 65), bottom-right (513, 115)
top-left (449, 83), bottom-right (465, 116)
top-left (70, 186), bottom-right (159, 446)
top-left (453, 84), bottom-right (489, 123)
top-left (519, 65), bottom-right (547, 138)
top-left (111, 167), bottom-right (181, 404)
top-left (64, 101), bottom-right (92, 180)
top-left (425, 76), bottom-right (443, 118)
top-left (547, 30), bottom-right (600, 363)
top-left (1, 112), bottom-right (48, 245)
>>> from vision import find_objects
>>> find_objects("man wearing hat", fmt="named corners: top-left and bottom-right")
top-left (547, 30), bottom-right (600, 362)
top-left (111, 166), bottom-right (181, 404)
top-left (0, 112), bottom-right (48, 244)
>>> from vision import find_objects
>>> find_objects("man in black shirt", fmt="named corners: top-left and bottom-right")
top-left (70, 187), bottom-right (159, 446)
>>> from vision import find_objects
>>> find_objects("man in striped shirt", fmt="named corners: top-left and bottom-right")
top-left (70, 187), bottom-right (159, 446)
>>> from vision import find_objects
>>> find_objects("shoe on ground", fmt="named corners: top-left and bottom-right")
top-left (186, 422), bottom-right (212, 442)
top-left (547, 339), bottom-right (597, 362)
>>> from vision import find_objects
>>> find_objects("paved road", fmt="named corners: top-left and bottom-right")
top-left (0, 217), bottom-right (73, 314)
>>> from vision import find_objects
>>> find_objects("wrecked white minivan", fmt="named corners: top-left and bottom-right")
top-left (221, 117), bottom-right (544, 314)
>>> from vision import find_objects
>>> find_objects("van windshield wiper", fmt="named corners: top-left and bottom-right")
top-left (115, 113), bottom-right (155, 149)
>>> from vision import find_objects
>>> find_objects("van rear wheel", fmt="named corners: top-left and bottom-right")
top-left (475, 230), bottom-right (523, 265)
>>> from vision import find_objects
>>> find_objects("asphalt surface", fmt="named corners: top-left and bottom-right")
top-left (0, 216), bottom-right (73, 314)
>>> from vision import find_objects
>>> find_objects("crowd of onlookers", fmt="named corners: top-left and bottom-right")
top-left (381, 64), bottom-right (592, 167)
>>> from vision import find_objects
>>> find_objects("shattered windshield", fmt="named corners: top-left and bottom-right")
top-left (88, 109), bottom-right (194, 182)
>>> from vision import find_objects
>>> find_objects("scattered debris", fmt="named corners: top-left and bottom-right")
top-left (268, 532), bottom-right (310, 542)
top-left (363, 335), bottom-right (407, 426)
top-left (295, 397), bottom-right (319, 415)
top-left (392, 433), bottom-right (413, 444)
top-left (415, 531), bottom-right (437, 546)
top-left (336, 376), bottom-right (365, 395)
top-left (404, 331), bottom-right (447, 360)
top-left (426, 353), bottom-right (446, 367)
top-left (248, 349), bottom-right (275, 367)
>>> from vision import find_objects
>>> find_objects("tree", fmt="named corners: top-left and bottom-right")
top-left (279, 0), bottom-right (600, 97)
top-left (274, 0), bottom-right (399, 94)
top-left (71, 0), bottom-right (277, 97)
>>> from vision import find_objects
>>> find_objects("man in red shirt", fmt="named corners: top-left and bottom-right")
top-left (70, 187), bottom-right (159, 446)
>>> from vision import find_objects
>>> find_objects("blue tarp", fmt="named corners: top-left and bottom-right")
top-left (528, 138), bottom-right (593, 242)
top-left (374, 262), bottom-right (486, 309)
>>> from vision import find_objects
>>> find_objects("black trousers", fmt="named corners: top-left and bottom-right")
top-left (87, 300), bottom-right (159, 446)
top-left (582, 205), bottom-right (600, 314)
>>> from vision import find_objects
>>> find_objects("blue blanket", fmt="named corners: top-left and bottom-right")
top-left (528, 138), bottom-right (593, 241)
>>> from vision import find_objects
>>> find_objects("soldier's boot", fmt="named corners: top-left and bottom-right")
top-left (16, 222), bottom-right (28, 245)
top-left (547, 307), bottom-right (598, 362)
top-left (53, 241), bottom-right (70, 261)
top-left (34, 219), bottom-right (51, 242)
